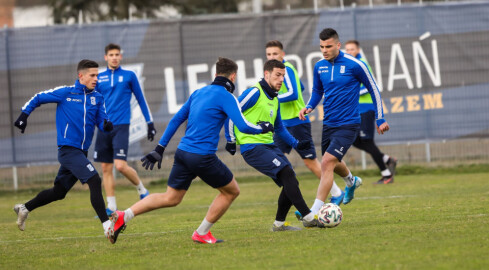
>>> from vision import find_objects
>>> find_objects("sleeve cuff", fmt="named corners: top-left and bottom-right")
top-left (376, 118), bottom-right (386, 127)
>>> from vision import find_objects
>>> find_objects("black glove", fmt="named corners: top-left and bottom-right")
top-left (141, 145), bottom-right (165, 170)
top-left (14, 112), bottom-right (29, 133)
top-left (225, 142), bottom-right (236, 155)
top-left (147, 122), bottom-right (157, 141)
top-left (103, 119), bottom-right (113, 132)
top-left (257, 121), bottom-right (274, 134)
top-left (296, 140), bottom-right (311, 150)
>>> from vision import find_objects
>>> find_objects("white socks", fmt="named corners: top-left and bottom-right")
top-left (137, 181), bottom-right (148, 195)
top-left (381, 169), bottom-right (392, 177)
top-left (124, 208), bottom-right (135, 223)
top-left (383, 154), bottom-right (390, 164)
top-left (196, 218), bottom-right (214, 235)
top-left (303, 212), bottom-right (315, 222)
top-left (107, 196), bottom-right (117, 211)
top-left (310, 199), bottom-right (325, 215)
top-left (330, 181), bottom-right (342, 197)
top-left (102, 220), bottom-right (111, 234)
top-left (343, 171), bottom-right (354, 187)
top-left (273, 220), bottom-right (285, 227)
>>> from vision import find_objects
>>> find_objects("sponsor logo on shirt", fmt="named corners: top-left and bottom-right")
top-left (66, 97), bottom-right (82, 102)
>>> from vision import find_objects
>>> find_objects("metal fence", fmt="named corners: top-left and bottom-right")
top-left (1, 1), bottom-right (489, 189)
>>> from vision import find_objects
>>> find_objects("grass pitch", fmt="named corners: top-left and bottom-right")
top-left (1, 170), bottom-right (489, 269)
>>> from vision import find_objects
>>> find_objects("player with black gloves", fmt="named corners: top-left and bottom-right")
top-left (110, 57), bottom-right (274, 244)
top-left (225, 60), bottom-right (323, 231)
top-left (13, 60), bottom-right (118, 244)
top-left (93, 43), bottom-right (155, 215)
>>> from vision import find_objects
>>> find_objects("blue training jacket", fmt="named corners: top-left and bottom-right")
top-left (307, 51), bottom-right (385, 127)
top-left (158, 78), bottom-right (264, 155)
top-left (21, 80), bottom-right (110, 151)
top-left (97, 66), bottom-right (153, 125)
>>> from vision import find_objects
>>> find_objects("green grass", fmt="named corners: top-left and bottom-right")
top-left (1, 171), bottom-right (489, 269)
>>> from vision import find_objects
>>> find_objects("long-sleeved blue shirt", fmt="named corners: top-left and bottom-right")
top-left (97, 66), bottom-right (153, 125)
top-left (21, 80), bottom-right (109, 151)
top-left (227, 79), bottom-right (299, 154)
top-left (307, 51), bottom-right (385, 127)
top-left (158, 77), bottom-right (264, 155)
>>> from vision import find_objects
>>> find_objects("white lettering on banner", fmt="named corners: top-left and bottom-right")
top-left (165, 67), bottom-right (181, 114)
top-left (187, 63), bottom-right (209, 94)
top-left (373, 45), bottom-right (383, 91)
top-left (413, 40), bottom-right (441, 89)
top-left (236, 59), bottom-right (263, 94)
top-left (162, 35), bottom-right (441, 115)
top-left (305, 52), bottom-right (323, 95)
top-left (388, 43), bottom-right (414, 91)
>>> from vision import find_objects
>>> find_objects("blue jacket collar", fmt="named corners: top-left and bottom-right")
top-left (330, 50), bottom-right (344, 63)
top-left (106, 66), bottom-right (121, 72)
top-left (75, 80), bottom-right (94, 93)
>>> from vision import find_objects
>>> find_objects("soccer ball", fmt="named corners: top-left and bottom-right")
top-left (318, 203), bottom-right (343, 228)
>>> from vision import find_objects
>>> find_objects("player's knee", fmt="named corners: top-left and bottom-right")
top-left (278, 166), bottom-right (298, 184)
top-left (114, 161), bottom-right (127, 172)
top-left (87, 174), bottom-right (102, 186)
top-left (53, 183), bottom-right (69, 200)
top-left (321, 155), bottom-right (337, 170)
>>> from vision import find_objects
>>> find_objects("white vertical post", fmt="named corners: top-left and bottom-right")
top-left (314, 0), bottom-right (318, 12)
top-left (369, 0), bottom-right (373, 8)
top-left (340, 0), bottom-right (344, 10)
top-left (425, 142), bottom-right (431, 163)
top-left (253, 0), bottom-right (262, 14)
top-left (398, 0), bottom-right (401, 6)
top-left (361, 151), bottom-right (367, 170)
top-left (13, 166), bottom-right (18, 191)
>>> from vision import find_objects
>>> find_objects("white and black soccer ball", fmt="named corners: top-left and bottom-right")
top-left (318, 203), bottom-right (343, 228)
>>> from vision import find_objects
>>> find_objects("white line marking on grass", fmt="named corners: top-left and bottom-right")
top-left (0, 230), bottom-right (185, 244)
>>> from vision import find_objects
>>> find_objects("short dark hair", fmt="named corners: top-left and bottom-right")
top-left (265, 40), bottom-right (283, 50)
top-left (215, 57), bottom-right (238, 77)
top-left (345, 40), bottom-right (360, 47)
top-left (263, 59), bottom-right (285, 73)
top-left (105, 43), bottom-right (121, 54)
top-left (319, 28), bottom-right (339, 41)
top-left (77, 59), bottom-right (99, 72)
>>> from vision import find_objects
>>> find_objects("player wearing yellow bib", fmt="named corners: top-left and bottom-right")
top-left (265, 40), bottom-right (345, 205)
top-left (226, 60), bottom-right (325, 230)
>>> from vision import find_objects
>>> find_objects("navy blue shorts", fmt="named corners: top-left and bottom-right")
top-left (94, 124), bottom-right (129, 162)
top-left (242, 144), bottom-right (292, 187)
top-left (321, 124), bottom-right (360, 161)
top-left (168, 149), bottom-right (233, 190)
top-left (357, 111), bottom-right (375, 141)
top-left (55, 146), bottom-right (99, 190)
top-left (274, 123), bottom-right (317, 160)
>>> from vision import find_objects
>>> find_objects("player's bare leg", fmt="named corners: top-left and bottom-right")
top-left (193, 178), bottom-right (240, 243)
top-left (114, 159), bottom-right (149, 200)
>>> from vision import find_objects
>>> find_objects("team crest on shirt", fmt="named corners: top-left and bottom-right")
top-left (340, 66), bottom-right (346, 73)
top-left (269, 110), bottom-right (274, 119)
top-left (118, 76), bottom-right (123, 82)
top-left (90, 96), bottom-right (96, 105)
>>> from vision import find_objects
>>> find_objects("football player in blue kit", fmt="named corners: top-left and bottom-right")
top-left (298, 28), bottom-right (390, 218)
top-left (13, 60), bottom-right (117, 243)
top-left (110, 57), bottom-right (274, 244)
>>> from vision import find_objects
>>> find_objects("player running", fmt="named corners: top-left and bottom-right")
top-left (109, 57), bottom-right (274, 244)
